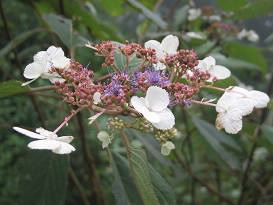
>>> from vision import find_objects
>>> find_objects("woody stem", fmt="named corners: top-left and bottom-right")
top-left (191, 99), bottom-right (216, 107)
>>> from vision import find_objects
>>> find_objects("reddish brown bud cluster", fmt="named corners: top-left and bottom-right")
top-left (167, 83), bottom-right (199, 105)
top-left (54, 61), bottom-right (102, 107)
top-left (186, 70), bottom-right (211, 86)
top-left (120, 43), bottom-right (141, 56)
top-left (95, 41), bottom-right (116, 67)
top-left (136, 47), bottom-right (157, 64)
top-left (165, 49), bottom-right (198, 77)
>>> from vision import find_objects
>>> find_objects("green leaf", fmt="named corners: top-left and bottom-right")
top-left (128, 129), bottom-right (171, 166)
top-left (262, 125), bottom-right (273, 145)
top-left (234, 0), bottom-right (273, 20)
top-left (192, 117), bottom-right (241, 169)
top-left (211, 53), bottom-right (260, 71)
top-left (128, 145), bottom-right (160, 205)
top-left (112, 147), bottom-right (176, 205)
top-left (110, 151), bottom-right (143, 205)
top-left (195, 41), bottom-right (216, 56)
top-left (114, 48), bottom-right (127, 70)
top-left (128, 53), bottom-right (145, 72)
top-left (19, 151), bottom-right (69, 205)
top-left (224, 42), bottom-right (268, 73)
top-left (0, 28), bottom-right (43, 58)
top-left (102, 0), bottom-right (125, 16)
top-left (126, 0), bottom-right (167, 29)
top-left (0, 80), bottom-right (30, 98)
top-left (174, 5), bottom-right (189, 29)
top-left (217, 0), bottom-right (246, 11)
top-left (149, 165), bottom-right (176, 205)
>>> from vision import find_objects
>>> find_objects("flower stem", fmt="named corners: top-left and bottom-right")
top-left (191, 99), bottom-right (216, 107)
top-left (53, 107), bottom-right (82, 134)
top-left (201, 85), bottom-right (226, 92)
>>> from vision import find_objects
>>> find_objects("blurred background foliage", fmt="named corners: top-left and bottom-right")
top-left (0, 0), bottom-right (273, 205)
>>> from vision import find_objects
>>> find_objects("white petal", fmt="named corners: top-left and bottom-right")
top-left (28, 139), bottom-right (60, 150)
top-left (216, 112), bottom-right (243, 134)
top-left (161, 35), bottom-right (179, 55)
top-left (47, 46), bottom-right (65, 59)
top-left (13, 127), bottom-right (46, 139)
top-left (131, 96), bottom-right (150, 115)
top-left (152, 108), bottom-right (175, 130)
top-left (210, 65), bottom-right (231, 80)
top-left (48, 76), bottom-right (66, 84)
top-left (88, 111), bottom-right (104, 125)
top-left (56, 136), bottom-right (74, 143)
top-left (249, 90), bottom-right (270, 108)
top-left (203, 56), bottom-right (216, 67)
top-left (21, 78), bottom-right (39, 86)
top-left (144, 40), bottom-right (164, 59)
top-left (52, 142), bottom-right (75, 154)
top-left (24, 62), bottom-right (44, 79)
top-left (52, 57), bottom-right (70, 69)
top-left (33, 51), bottom-right (47, 62)
top-left (145, 86), bottom-right (169, 112)
top-left (97, 131), bottom-right (112, 149)
top-left (161, 141), bottom-right (175, 156)
top-left (35, 127), bottom-right (57, 138)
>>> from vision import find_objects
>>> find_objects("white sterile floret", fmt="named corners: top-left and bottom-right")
top-left (215, 91), bottom-right (254, 134)
top-left (23, 46), bottom-right (70, 86)
top-left (97, 131), bottom-right (112, 149)
top-left (13, 127), bottom-right (75, 154)
top-left (195, 56), bottom-right (231, 82)
top-left (131, 86), bottom-right (175, 130)
top-left (188, 8), bottom-right (201, 21)
top-left (161, 141), bottom-right (175, 156)
top-left (228, 86), bottom-right (270, 109)
top-left (237, 29), bottom-right (259, 42)
top-left (144, 35), bottom-right (179, 70)
top-left (215, 86), bottom-right (269, 134)
top-left (93, 92), bottom-right (101, 105)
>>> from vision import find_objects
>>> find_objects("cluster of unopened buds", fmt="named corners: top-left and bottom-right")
top-left (13, 35), bottom-right (270, 156)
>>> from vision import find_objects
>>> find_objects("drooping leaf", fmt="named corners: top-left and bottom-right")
top-left (234, 0), bottom-right (273, 20)
top-left (128, 145), bottom-right (160, 205)
top-left (0, 80), bottom-right (30, 98)
top-left (224, 42), bottom-right (268, 73)
top-left (19, 151), bottom-right (69, 205)
top-left (126, 0), bottom-right (167, 29)
top-left (110, 151), bottom-right (143, 205)
top-left (217, 0), bottom-right (246, 11)
top-left (0, 28), bottom-right (43, 58)
top-left (128, 129), bottom-right (171, 166)
top-left (192, 117), bottom-right (241, 169)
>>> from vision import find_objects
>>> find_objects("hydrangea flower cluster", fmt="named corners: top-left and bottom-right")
top-left (13, 35), bottom-right (270, 156)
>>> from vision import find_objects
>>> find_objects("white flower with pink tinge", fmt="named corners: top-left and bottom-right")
top-left (144, 35), bottom-right (179, 70)
top-left (13, 127), bottom-right (75, 154)
top-left (131, 86), bottom-right (175, 130)
top-left (23, 46), bottom-right (70, 86)
top-left (216, 86), bottom-right (270, 134)
top-left (196, 56), bottom-right (231, 82)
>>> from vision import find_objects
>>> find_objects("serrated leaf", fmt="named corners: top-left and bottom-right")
top-left (128, 129), bottom-right (171, 166)
top-left (0, 28), bottom-right (42, 58)
top-left (126, 0), bottom-right (167, 29)
top-left (110, 151), bottom-right (143, 205)
top-left (128, 145), bottom-right (160, 205)
top-left (0, 80), bottom-right (30, 98)
top-left (192, 117), bottom-right (241, 169)
top-left (19, 151), bottom-right (69, 205)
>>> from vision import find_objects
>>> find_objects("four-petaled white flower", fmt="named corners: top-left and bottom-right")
top-left (144, 35), bottom-right (179, 70)
top-left (195, 56), bottom-right (231, 82)
top-left (131, 86), bottom-right (175, 130)
top-left (215, 86), bottom-right (269, 134)
top-left (23, 46), bottom-right (70, 86)
top-left (188, 8), bottom-right (202, 21)
top-left (13, 127), bottom-right (75, 154)
top-left (93, 92), bottom-right (101, 105)
top-left (161, 141), bottom-right (175, 156)
top-left (97, 131), bottom-right (112, 149)
top-left (237, 29), bottom-right (259, 42)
